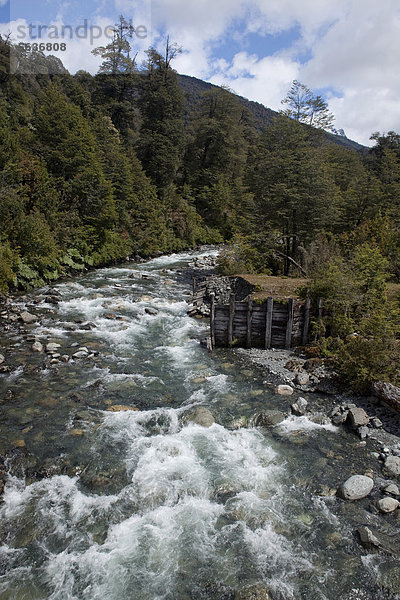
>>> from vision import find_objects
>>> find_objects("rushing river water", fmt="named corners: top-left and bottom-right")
top-left (0, 249), bottom-right (399, 600)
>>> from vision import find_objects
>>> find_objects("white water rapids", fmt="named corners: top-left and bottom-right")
top-left (0, 250), bottom-right (396, 600)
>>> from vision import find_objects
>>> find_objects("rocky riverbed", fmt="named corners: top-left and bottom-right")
top-left (188, 262), bottom-right (400, 564)
top-left (1, 250), bottom-right (400, 599)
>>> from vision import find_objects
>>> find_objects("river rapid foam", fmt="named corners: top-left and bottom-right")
top-left (0, 250), bottom-right (397, 600)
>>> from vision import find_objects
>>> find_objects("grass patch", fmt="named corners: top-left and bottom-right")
top-left (236, 274), bottom-right (309, 300)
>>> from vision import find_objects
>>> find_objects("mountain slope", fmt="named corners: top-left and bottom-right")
top-left (177, 74), bottom-right (366, 152)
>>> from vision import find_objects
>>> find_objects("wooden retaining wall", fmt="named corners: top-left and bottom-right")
top-left (210, 293), bottom-right (315, 350)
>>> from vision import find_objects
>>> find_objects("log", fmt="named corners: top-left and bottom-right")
top-left (246, 296), bottom-right (253, 348)
top-left (285, 298), bottom-right (294, 350)
top-left (372, 382), bottom-right (400, 413)
top-left (274, 250), bottom-right (308, 276)
top-left (228, 293), bottom-right (235, 345)
top-left (210, 293), bottom-right (215, 349)
top-left (265, 297), bottom-right (273, 349)
top-left (302, 298), bottom-right (311, 346)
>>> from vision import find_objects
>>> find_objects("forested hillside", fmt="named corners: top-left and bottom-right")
top-left (178, 74), bottom-right (365, 153)
top-left (1, 33), bottom-right (400, 302)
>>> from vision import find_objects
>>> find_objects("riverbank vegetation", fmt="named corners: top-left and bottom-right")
top-left (2, 20), bottom-right (400, 390)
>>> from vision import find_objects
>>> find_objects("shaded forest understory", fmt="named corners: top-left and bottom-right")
top-left (2, 37), bottom-right (400, 390)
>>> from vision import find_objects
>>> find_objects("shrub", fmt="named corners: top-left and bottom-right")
top-left (0, 242), bottom-right (18, 293)
top-left (308, 243), bottom-right (400, 391)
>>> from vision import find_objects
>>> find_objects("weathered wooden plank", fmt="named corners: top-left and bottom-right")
top-left (251, 305), bottom-right (267, 313)
top-left (246, 297), bottom-right (253, 348)
top-left (208, 291), bottom-right (313, 350)
top-left (285, 298), bottom-right (294, 349)
top-left (215, 315), bottom-right (229, 322)
top-left (302, 298), bottom-right (311, 346)
top-left (265, 297), bottom-right (273, 349)
top-left (215, 312), bottom-right (229, 320)
top-left (210, 293), bottom-right (215, 349)
top-left (228, 293), bottom-right (235, 345)
top-left (234, 302), bottom-right (249, 310)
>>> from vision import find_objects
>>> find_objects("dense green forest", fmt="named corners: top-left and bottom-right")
top-left (2, 25), bottom-right (400, 390)
top-left (1, 31), bottom-right (400, 295)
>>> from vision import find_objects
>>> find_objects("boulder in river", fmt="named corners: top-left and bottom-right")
top-left (358, 425), bottom-right (369, 439)
top-left (377, 497), bottom-right (399, 513)
top-left (13, 439), bottom-right (26, 448)
top-left (372, 381), bottom-right (400, 412)
top-left (20, 311), bottom-right (37, 324)
top-left (385, 455), bottom-right (400, 477)
top-left (295, 372), bottom-right (310, 386)
top-left (253, 410), bottom-right (286, 427)
top-left (347, 406), bottom-right (369, 429)
top-left (291, 397), bottom-right (308, 416)
top-left (0, 354), bottom-right (4, 364)
top-left (68, 428), bottom-right (84, 436)
top-left (275, 384), bottom-right (294, 396)
top-left (46, 342), bottom-right (61, 353)
top-left (72, 348), bottom-right (89, 359)
top-left (357, 526), bottom-right (384, 550)
top-left (81, 322), bottom-right (97, 330)
top-left (32, 342), bottom-right (43, 353)
top-left (383, 483), bottom-right (400, 496)
top-left (338, 475), bottom-right (374, 500)
top-left (184, 406), bottom-right (215, 427)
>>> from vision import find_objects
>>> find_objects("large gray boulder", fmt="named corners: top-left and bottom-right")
top-left (347, 407), bottom-right (369, 429)
top-left (253, 410), bottom-right (286, 427)
top-left (358, 527), bottom-right (383, 550)
top-left (291, 397), bottom-right (308, 416)
top-left (385, 455), bottom-right (400, 477)
top-left (275, 384), bottom-right (294, 396)
top-left (377, 497), bottom-right (399, 513)
top-left (383, 483), bottom-right (400, 496)
top-left (295, 372), bottom-right (310, 386)
top-left (184, 406), bottom-right (215, 428)
top-left (339, 475), bottom-right (374, 500)
top-left (20, 311), bottom-right (37, 324)
top-left (372, 381), bottom-right (400, 412)
top-left (46, 342), bottom-right (61, 353)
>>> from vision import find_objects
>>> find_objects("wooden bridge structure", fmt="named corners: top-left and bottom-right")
top-left (191, 276), bottom-right (322, 350)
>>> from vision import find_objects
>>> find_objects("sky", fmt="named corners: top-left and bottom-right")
top-left (1, 0), bottom-right (400, 146)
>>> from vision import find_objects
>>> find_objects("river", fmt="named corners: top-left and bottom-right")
top-left (0, 249), bottom-right (398, 600)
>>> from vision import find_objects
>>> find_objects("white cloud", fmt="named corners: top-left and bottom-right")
top-left (0, 0), bottom-right (8, 6)
top-left (2, 0), bottom-right (400, 144)
top-left (300, 0), bottom-right (400, 144)
top-left (1, 10), bottom-right (151, 75)
top-left (149, 0), bottom-right (400, 145)
top-left (208, 51), bottom-right (300, 110)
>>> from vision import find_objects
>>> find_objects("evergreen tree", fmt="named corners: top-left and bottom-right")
top-left (183, 87), bottom-right (249, 236)
top-left (136, 41), bottom-right (185, 189)
top-left (281, 80), bottom-right (335, 131)
top-left (92, 16), bottom-right (137, 74)
top-left (246, 116), bottom-right (340, 273)
top-left (34, 83), bottom-right (116, 230)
